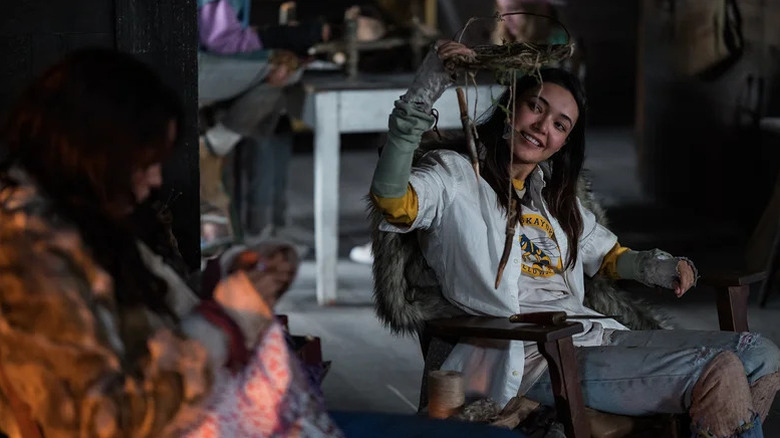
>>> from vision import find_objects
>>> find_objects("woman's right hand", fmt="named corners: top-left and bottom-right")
top-left (401, 39), bottom-right (476, 112)
top-left (266, 50), bottom-right (300, 87)
top-left (433, 40), bottom-right (476, 62)
top-left (212, 245), bottom-right (298, 347)
top-left (223, 245), bottom-right (299, 310)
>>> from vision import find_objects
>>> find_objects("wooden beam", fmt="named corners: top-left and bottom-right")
top-left (115, 0), bottom-right (201, 271)
top-left (425, 0), bottom-right (438, 29)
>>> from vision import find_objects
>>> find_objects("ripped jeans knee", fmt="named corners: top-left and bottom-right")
top-left (690, 351), bottom-right (761, 438)
top-left (735, 333), bottom-right (780, 385)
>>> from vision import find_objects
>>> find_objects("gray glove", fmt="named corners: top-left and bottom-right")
top-left (616, 249), bottom-right (699, 289)
top-left (400, 45), bottom-right (455, 113)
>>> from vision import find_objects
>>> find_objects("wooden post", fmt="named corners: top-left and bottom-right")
top-left (717, 285), bottom-right (751, 332)
top-left (115, 0), bottom-right (201, 270)
top-left (424, 0), bottom-right (438, 29)
top-left (538, 337), bottom-right (590, 438)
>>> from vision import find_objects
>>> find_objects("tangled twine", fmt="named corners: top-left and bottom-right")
top-left (445, 41), bottom-right (574, 77)
top-left (445, 11), bottom-right (574, 82)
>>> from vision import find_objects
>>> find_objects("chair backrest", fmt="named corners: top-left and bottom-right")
top-left (369, 200), bottom-right (463, 336)
top-left (369, 157), bottom-right (670, 336)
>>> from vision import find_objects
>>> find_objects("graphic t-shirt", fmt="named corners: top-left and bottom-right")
top-left (514, 199), bottom-right (599, 319)
top-left (512, 180), bottom-right (603, 393)
top-left (514, 202), bottom-right (569, 300)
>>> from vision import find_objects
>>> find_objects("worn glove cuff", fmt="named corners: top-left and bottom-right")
top-left (371, 100), bottom-right (434, 198)
top-left (400, 46), bottom-right (454, 113)
top-left (617, 249), bottom-right (699, 289)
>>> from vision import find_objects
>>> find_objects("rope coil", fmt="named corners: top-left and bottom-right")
top-left (428, 370), bottom-right (465, 419)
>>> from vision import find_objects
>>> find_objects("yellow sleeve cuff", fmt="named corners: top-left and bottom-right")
top-left (599, 243), bottom-right (632, 279)
top-left (371, 184), bottom-right (419, 226)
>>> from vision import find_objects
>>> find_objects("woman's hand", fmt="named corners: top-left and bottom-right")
top-left (617, 249), bottom-right (699, 297)
top-left (215, 244), bottom-right (299, 313)
top-left (266, 50), bottom-right (300, 87)
top-left (401, 39), bottom-right (475, 112)
top-left (227, 245), bottom-right (299, 309)
top-left (212, 244), bottom-right (299, 347)
top-left (434, 40), bottom-right (476, 62)
top-left (241, 249), bottom-right (298, 309)
top-left (674, 260), bottom-right (696, 297)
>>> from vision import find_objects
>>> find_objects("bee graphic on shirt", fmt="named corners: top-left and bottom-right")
top-left (519, 234), bottom-right (562, 275)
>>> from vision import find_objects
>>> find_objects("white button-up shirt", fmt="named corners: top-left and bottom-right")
top-left (380, 150), bottom-right (628, 406)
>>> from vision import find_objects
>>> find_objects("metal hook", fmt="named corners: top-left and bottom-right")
top-left (431, 108), bottom-right (443, 141)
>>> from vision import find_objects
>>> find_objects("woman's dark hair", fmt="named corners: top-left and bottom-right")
top-left (479, 68), bottom-right (587, 268)
top-left (1, 48), bottom-right (184, 316)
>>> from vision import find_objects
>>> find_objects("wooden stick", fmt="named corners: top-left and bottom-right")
top-left (495, 197), bottom-right (518, 288)
top-left (455, 87), bottom-right (481, 180)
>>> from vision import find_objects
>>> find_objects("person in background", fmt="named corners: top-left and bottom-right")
top-left (494, 0), bottom-right (565, 44)
top-left (494, 0), bottom-right (585, 82)
top-left (198, 0), bottom-right (329, 239)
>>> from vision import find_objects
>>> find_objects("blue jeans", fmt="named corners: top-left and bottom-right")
top-left (199, 53), bottom-right (302, 235)
top-left (525, 330), bottom-right (780, 436)
top-left (244, 131), bottom-right (293, 231)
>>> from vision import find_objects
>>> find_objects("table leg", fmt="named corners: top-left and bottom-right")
top-left (314, 92), bottom-right (340, 305)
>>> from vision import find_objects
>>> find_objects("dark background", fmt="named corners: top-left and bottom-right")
top-left (0, 0), bottom-right (200, 269)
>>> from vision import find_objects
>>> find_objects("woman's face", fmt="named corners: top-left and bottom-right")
top-left (130, 120), bottom-right (176, 204)
top-left (131, 163), bottom-right (163, 203)
top-left (509, 82), bottom-right (578, 166)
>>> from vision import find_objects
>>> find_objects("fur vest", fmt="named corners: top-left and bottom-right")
top-left (369, 149), bottom-right (671, 337)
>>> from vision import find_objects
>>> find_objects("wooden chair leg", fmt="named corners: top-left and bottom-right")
top-left (717, 285), bottom-right (750, 332)
top-left (538, 337), bottom-right (590, 438)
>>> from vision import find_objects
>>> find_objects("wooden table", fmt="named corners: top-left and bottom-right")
top-left (301, 73), bottom-right (503, 305)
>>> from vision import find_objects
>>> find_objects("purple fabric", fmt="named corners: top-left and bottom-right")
top-left (198, 0), bottom-right (262, 54)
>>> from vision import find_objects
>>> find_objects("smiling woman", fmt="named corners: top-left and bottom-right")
top-left (475, 69), bottom-right (588, 271)
top-left (368, 40), bottom-right (780, 438)
top-left (509, 83), bottom-right (578, 171)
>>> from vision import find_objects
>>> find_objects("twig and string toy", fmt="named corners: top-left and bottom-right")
top-left (443, 11), bottom-right (575, 288)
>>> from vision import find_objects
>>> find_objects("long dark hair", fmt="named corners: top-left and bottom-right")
top-left (479, 68), bottom-right (587, 268)
top-left (1, 48), bottom-right (184, 316)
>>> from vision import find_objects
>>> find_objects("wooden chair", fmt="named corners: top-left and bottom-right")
top-left (706, 271), bottom-right (764, 333)
top-left (423, 317), bottom-right (590, 437)
top-left (414, 270), bottom-right (761, 438)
